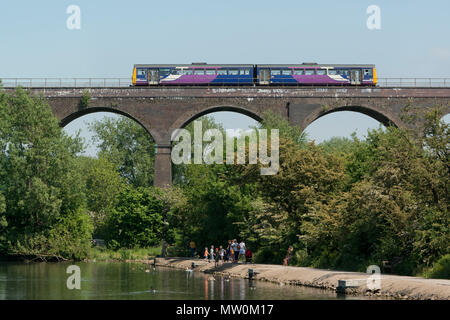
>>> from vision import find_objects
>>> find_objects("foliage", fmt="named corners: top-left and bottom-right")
top-left (0, 88), bottom-right (91, 259)
top-left (89, 246), bottom-right (161, 261)
top-left (89, 116), bottom-right (155, 187)
top-left (319, 136), bottom-right (357, 155)
top-left (104, 186), bottom-right (165, 248)
top-left (258, 110), bottom-right (307, 147)
top-left (79, 90), bottom-right (91, 109)
top-left (77, 156), bottom-right (125, 237)
top-left (423, 254), bottom-right (450, 279)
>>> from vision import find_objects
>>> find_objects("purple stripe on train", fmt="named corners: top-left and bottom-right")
top-left (292, 75), bottom-right (349, 84)
top-left (161, 75), bottom-right (218, 84)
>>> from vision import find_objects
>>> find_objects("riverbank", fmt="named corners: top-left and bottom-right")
top-left (138, 257), bottom-right (450, 300)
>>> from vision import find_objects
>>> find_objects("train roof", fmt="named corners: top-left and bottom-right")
top-left (134, 63), bottom-right (375, 69)
top-left (257, 64), bottom-right (375, 68)
top-left (134, 64), bottom-right (254, 68)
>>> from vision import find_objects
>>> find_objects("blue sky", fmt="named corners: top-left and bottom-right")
top-left (1, 1), bottom-right (449, 155)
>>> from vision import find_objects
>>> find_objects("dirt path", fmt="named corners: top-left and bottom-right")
top-left (135, 257), bottom-right (450, 300)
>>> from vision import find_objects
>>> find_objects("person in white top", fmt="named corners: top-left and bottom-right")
top-left (239, 241), bottom-right (246, 263)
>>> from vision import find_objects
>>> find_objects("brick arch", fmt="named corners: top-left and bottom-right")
top-left (170, 105), bottom-right (264, 135)
top-left (301, 105), bottom-right (403, 131)
top-left (58, 106), bottom-right (160, 143)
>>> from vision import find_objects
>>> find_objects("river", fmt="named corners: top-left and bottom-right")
top-left (0, 261), bottom-right (378, 300)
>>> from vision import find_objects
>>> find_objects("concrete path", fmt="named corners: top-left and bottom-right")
top-left (136, 257), bottom-right (450, 300)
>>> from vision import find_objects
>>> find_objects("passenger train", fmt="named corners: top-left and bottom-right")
top-left (132, 63), bottom-right (377, 86)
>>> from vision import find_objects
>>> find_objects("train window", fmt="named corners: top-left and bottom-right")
top-left (182, 69), bottom-right (193, 75)
top-left (159, 68), bottom-right (171, 76)
top-left (240, 69), bottom-right (250, 75)
top-left (294, 69), bottom-right (304, 75)
top-left (364, 69), bottom-right (372, 76)
top-left (282, 69), bottom-right (292, 76)
top-left (206, 69), bottom-right (216, 75)
top-left (229, 69), bottom-right (239, 75)
top-left (328, 69), bottom-right (338, 75)
top-left (217, 69), bottom-right (227, 75)
top-left (137, 69), bottom-right (147, 76)
top-left (271, 70), bottom-right (281, 76)
top-left (317, 69), bottom-right (326, 75)
top-left (171, 69), bottom-right (182, 75)
top-left (194, 69), bottom-right (205, 75)
top-left (338, 69), bottom-right (349, 76)
top-left (305, 69), bottom-right (315, 75)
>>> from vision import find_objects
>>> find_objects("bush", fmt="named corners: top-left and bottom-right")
top-left (423, 254), bottom-right (450, 279)
top-left (79, 90), bottom-right (91, 109)
top-left (105, 186), bottom-right (165, 248)
top-left (253, 247), bottom-right (284, 264)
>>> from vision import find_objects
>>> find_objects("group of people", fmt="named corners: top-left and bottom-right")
top-left (198, 239), bottom-right (253, 264)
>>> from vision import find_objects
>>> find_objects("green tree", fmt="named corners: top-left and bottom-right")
top-left (77, 156), bottom-right (125, 237)
top-left (0, 88), bottom-right (92, 258)
top-left (105, 186), bottom-right (165, 248)
top-left (89, 117), bottom-right (155, 187)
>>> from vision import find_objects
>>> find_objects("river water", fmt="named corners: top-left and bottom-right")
top-left (0, 261), bottom-right (375, 300)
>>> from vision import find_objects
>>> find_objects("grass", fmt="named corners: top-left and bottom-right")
top-left (88, 246), bottom-right (161, 262)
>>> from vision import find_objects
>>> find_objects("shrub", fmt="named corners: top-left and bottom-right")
top-left (423, 254), bottom-right (450, 279)
top-left (253, 247), bottom-right (284, 264)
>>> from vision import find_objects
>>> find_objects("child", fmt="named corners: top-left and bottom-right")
top-left (219, 245), bottom-right (224, 262)
top-left (245, 248), bottom-right (253, 264)
top-left (209, 245), bottom-right (214, 262)
top-left (204, 247), bottom-right (209, 261)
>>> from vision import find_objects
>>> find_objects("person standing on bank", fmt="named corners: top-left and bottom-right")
top-left (219, 245), bottom-right (224, 262)
top-left (189, 240), bottom-right (196, 258)
top-left (234, 240), bottom-right (239, 263)
top-left (210, 245), bottom-right (215, 262)
top-left (239, 240), bottom-right (246, 263)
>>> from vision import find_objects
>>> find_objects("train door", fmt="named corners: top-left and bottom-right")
top-left (149, 69), bottom-right (160, 85)
top-left (350, 69), bottom-right (361, 85)
top-left (259, 69), bottom-right (270, 85)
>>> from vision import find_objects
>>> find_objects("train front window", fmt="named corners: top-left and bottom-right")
top-left (137, 69), bottom-right (147, 77)
top-left (364, 69), bottom-right (372, 76)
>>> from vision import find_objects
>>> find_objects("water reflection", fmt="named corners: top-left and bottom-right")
top-left (0, 261), bottom-right (377, 300)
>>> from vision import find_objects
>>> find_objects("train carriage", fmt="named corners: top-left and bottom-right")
top-left (132, 63), bottom-right (377, 86)
top-left (256, 63), bottom-right (377, 86)
top-left (132, 63), bottom-right (254, 86)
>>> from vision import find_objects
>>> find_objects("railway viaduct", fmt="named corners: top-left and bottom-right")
top-left (12, 86), bottom-right (450, 187)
